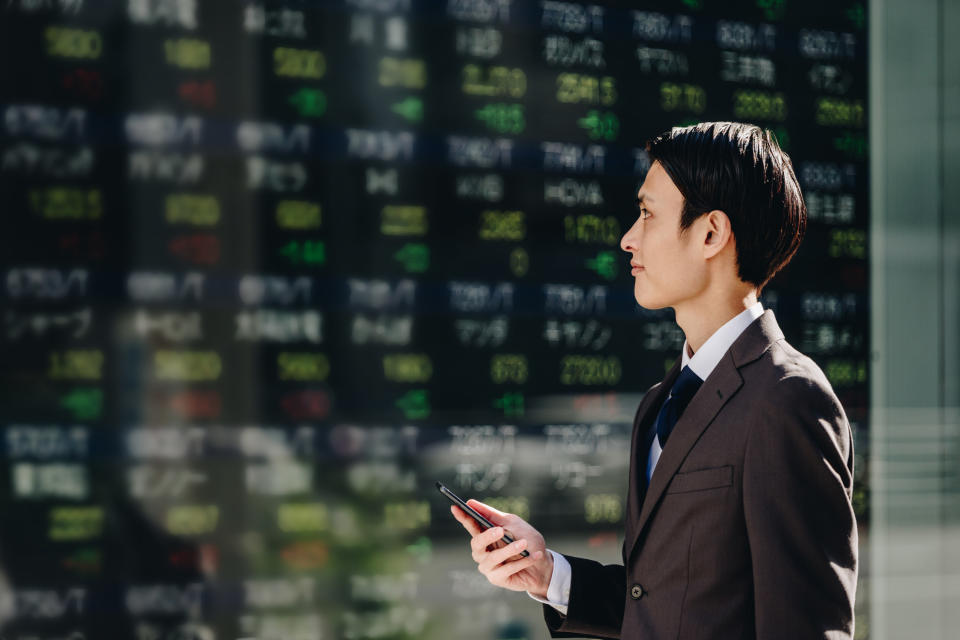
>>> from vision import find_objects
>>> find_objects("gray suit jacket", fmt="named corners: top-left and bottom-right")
top-left (543, 309), bottom-right (858, 639)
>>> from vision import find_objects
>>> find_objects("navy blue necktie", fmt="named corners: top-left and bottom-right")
top-left (654, 365), bottom-right (704, 449)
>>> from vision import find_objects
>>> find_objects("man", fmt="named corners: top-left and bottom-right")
top-left (451, 122), bottom-right (858, 639)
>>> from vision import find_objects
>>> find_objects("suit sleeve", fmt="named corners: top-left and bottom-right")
top-left (541, 554), bottom-right (626, 639)
top-left (540, 381), bottom-right (661, 639)
top-left (742, 374), bottom-right (859, 639)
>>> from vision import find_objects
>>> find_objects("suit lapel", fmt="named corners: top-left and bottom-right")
top-left (624, 309), bottom-right (785, 565)
top-left (623, 356), bottom-right (681, 561)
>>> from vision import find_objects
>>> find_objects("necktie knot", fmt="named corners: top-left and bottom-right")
top-left (670, 364), bottom-right (703, 405)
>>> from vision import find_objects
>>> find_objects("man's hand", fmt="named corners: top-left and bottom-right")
top-left (450, 498), bottom-right (554, 599)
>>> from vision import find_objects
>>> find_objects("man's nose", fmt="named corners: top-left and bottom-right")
top-left (620, 219), bottom-right (640, 253)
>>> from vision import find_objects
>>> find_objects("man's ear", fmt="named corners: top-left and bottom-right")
top-left (703, 209), bottom-right (732, 256)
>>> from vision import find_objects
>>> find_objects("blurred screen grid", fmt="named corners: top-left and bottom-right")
top-left (0, 1), bottom-right (868, 639)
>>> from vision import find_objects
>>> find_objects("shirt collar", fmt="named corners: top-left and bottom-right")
top-left (681, 300), bottom-right (765, 381)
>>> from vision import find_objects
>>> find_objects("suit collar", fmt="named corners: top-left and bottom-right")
top-left (729, 308), bottom-right (784, 368)
top-left (682, 300), bottom-right (765, 378)
top-left (624, 308), bottom-right (784, 565)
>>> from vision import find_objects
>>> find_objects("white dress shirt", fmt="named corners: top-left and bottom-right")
top-left (527, 301), bottom-right (765, 615)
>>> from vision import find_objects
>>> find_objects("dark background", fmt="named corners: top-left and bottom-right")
top-left (0, 1), bottom-right (868, 638)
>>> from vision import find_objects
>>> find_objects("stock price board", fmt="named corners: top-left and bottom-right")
top-left (0, 1), bottom-right (868, 639)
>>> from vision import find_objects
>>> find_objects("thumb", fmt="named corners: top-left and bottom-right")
top-left (466, 498), bottom-right (509, 524)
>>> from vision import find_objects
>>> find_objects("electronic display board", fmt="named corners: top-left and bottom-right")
top-left (0, 1), bottom-right (868, 638)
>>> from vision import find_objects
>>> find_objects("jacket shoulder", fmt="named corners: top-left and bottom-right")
top-left (747, 339), bottom-right (853, 461)
top-left (758, 339), bottom-right (845, 414)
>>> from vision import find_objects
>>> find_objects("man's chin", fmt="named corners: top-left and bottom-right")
top-left (633, 293), bottom-right (669, 311)
top-left (633, 287), bottom-right (670, 311)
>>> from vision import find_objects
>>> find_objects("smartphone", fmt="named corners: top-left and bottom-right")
top-left (436, 481), bottom-right (530, 557)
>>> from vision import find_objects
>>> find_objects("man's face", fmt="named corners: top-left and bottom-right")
top-left (620, 160), bottom-right (706, 310)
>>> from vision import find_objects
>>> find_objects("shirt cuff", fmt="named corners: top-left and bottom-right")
top-left (525, 549), bottom-right (571, 616)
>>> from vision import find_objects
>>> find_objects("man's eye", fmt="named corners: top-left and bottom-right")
top-left (634, 199), bottom-right (650, 219)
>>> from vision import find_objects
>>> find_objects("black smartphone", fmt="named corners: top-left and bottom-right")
top-left (436, 481), bottom-right (530, 557)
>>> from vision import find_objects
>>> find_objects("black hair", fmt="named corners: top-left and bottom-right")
top-left (645, 121), bottom-right (806, 294)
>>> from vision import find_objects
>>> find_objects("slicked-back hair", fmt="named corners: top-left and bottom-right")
top-left (645, 121), bottom-right (806, 294)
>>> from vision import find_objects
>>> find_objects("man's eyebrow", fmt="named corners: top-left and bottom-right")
top-left (636, 193), bottom-right (655, 205)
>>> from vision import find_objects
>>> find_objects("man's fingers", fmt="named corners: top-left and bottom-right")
top-left (467, 498), bottom-right (507, 521)
top-left (471, 526), bottom-right (510, 563)
top-left (479, 538), bottom-right (528, 572)
top-left (487, 550), bottom-right (543, 583)
top-left (450, 505), bottom-right (484, 536)
top-left (470, 525), bottom-right (505, 554)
